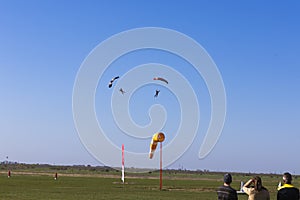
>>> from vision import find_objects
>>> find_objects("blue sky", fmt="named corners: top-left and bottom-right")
top-left (0, 1), bottom-right (299, 174)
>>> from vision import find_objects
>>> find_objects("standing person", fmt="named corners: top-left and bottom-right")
top-left (217, 173), bottom-right (238, 200)
top-left (277, 172), bottom-right (299, 200)
top-left (243, 176), bottom-right (270, 200)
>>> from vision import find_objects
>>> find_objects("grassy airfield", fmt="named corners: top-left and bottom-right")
top-left (0, 165), bottom-right (299, 200)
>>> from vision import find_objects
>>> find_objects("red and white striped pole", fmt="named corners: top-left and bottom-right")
top-left (121, 144), bottom-right (125, 183)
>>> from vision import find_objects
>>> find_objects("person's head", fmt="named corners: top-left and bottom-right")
top-left (224, 173), bottom-right (232, 185)
top-left (253, 176), bottom-right (263, 191)
top-left (283, 172), bottom-right (292, 184)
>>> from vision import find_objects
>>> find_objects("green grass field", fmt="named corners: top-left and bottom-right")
top-left (0, 170), bottom-right (298, 200)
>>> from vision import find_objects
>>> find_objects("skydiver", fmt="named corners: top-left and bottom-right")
top-left (108, 76), bottom-right (119, 88)
top-left (119, 88), bottom-right (126, 95)
top-left (154, 90), bottom-right (160, 98)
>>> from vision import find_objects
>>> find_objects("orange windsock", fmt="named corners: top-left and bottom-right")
top-left (152, 132), bottom-right (165, 142)
top-left (149, 132), bottom-right (165, 159)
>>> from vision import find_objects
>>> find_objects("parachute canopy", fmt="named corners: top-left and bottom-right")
top-left (108, 76), bottom-right (119, 88)
top-left (153, 77), bottom-right (168, 84)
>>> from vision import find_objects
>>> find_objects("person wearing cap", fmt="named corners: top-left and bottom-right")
top-left (217, 173), bottom-right (238, 200)
top-left (277, 172), bottom-right (299, 200)
top-left (243, 176), bottom-right (270, 200)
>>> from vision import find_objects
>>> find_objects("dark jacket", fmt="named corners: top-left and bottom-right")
top-left (277, 184), bottom-right (299, 200)
top-left (217, 185), bottom-right (238, 200)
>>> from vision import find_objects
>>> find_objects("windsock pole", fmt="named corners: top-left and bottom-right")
top-left (159, 142), bottom-right (163, 190)
top-left (149, 132), bottom-right (165, 190)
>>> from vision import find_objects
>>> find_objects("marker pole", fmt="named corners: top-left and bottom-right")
top-left (121, 144), bottom-right (125, 183)
top-left (160, 142), bottom-right (162, 190)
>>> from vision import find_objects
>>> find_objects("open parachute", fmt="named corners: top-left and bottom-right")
top-left (153, 77), bottom-right (168, 84)
top-left (108, 76), bottom-right (120, 88)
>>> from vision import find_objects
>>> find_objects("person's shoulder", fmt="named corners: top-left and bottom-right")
top-left (291, 187), bottom-right (300, 192)
top-left (262, 187), bottom-right (269, 192)
top-left (228, 186), bottom-right (237, 192)
top-left (217, 185), bottom-right (226, 191)
top-left (217, 185), bottom-right (228, 190)
top-left (261, 188), bottom-right (270, 196)
top-left (217, 185), bottom-right (236, 192)
top-left (278, 184), bottom-right (299, 191)
top-left (290, 187), bottom-right (300, 193)
top-left (278, 186), bottom-right (299, 195)
top-left (226, 185), bottom-right (237, 193)
top-left (294, 186), bottom-right (300, 191)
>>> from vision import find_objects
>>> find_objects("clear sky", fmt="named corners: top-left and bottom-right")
top-left (0, 1), bottom-right (299, 174)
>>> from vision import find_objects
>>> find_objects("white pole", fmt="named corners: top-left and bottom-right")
top-left (121, 144), bottom-right (125, 183)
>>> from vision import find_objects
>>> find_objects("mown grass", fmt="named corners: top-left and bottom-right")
top-left (0, 171), bottom-right (298, 200)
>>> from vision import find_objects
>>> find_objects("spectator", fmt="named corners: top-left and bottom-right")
top-left (243, 176), bottom-right (270, 200)
top-left (217, 173), bottom-right (238, 200)
top-left (277, 172), bottom-right (299, 200)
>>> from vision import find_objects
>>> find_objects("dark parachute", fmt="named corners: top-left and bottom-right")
top-left (108, 76), bottom-right (120, 88)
